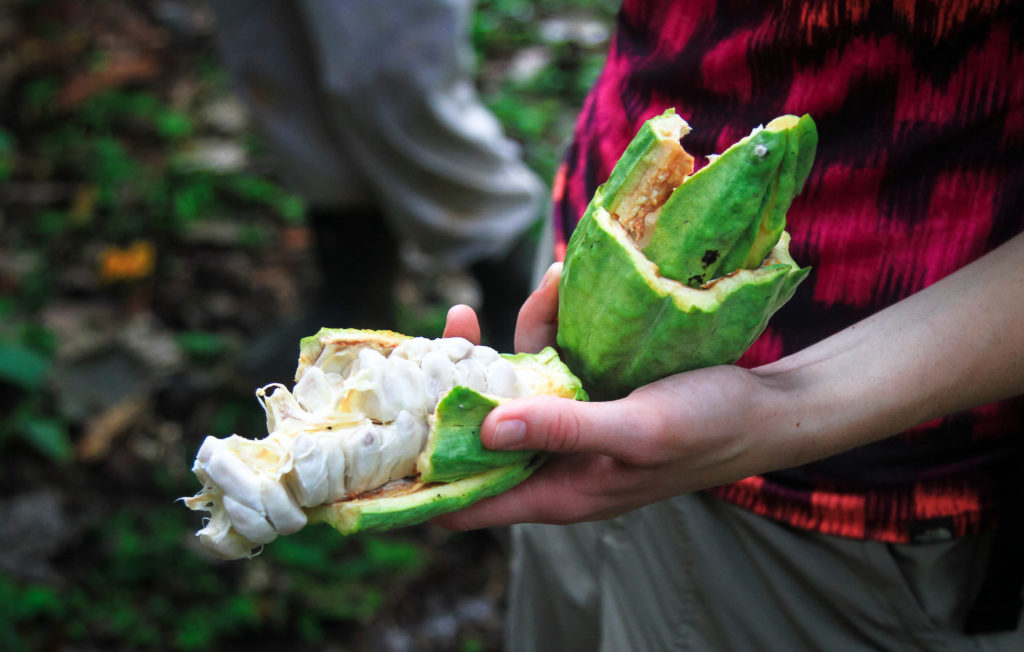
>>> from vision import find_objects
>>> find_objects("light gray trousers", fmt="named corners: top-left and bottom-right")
top-left (209, 0), bottom-right (545, 268)
top-left (507, 492), bottom-right (1024, 651)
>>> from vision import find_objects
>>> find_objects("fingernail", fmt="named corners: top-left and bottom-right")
top-left (538, 263), bottom-right (561, 289)
top-left (491, 419), bottom-right (526, 449)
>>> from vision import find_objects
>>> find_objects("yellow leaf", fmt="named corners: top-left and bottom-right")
top-left (98, 240), bottom-right (156, 283)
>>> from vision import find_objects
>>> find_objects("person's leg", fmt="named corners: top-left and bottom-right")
top-left (295, 0), bottom-right (545, 349)
top-left (505, 521), bottom-right (603, 652)
top-left (507, 492), bottom-right (1024, 651)
top-left (207, 0), bottom-right (374, 208)
top-left (295, 0), bottom-right (545, 269)
top-left (209, 1), bottom-right (399, 385)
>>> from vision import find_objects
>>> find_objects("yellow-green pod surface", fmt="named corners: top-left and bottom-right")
top-left (309, 458), bottom-right (542, 535)
top-left (644, 114), bottom-right (817, 286)
top-left (557, 111), bottom-right (815, 400)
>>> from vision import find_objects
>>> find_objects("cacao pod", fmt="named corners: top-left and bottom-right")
top-left (557, 110), bottom-right (816, 400)
top-left (185, 329), bottom-right (585, 559)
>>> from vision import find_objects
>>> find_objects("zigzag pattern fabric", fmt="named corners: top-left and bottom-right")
top-left (552, 0), bottom-right (1024, 542)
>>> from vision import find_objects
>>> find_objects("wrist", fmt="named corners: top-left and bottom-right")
top-left (747, 363), bottom-right (841, 471)
top-left (749, 342), bottom-right (932, 472)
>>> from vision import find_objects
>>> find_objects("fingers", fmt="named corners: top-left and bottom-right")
top-left (515, 262), bottom-right (562, 354)
top-left (431, 455), bottom-right (614, 530)
top-left (479, 395), bottom-right (664, 466)
top-left (432, 453), bottom-right (654, 530)
top-left (431, 471), bottom-right (575, 530)
top-left (443, 304), bottom-right (481, 345)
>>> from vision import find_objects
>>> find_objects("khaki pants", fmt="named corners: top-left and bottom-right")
top-left (507, 492), bottom-right (1024, 651)
top-left (210, 0), bottom-right (544, 268)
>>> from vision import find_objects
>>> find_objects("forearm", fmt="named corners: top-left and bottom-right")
top-left (750, 232), bottom-right (1024, 468)
top-left (433, 234), bottom-right (1024, 529)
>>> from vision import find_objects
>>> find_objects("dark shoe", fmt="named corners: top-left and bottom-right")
top-left (308, 207), bottom-right (398, 329)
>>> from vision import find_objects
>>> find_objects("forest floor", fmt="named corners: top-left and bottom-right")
top-left (0, 1), bottom-right (614, 650)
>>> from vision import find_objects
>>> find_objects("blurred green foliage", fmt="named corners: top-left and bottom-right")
top-left (16, 80), bottom-right (304, 246)
top-left (0, 304), bottom-right (71, 462)
top-left (1, 46), bottom-right (304, 466)
top-left (474, 0), bottom-right (617, 180)
top-left (0, 0), bottom-right (616, 649)
top-left (0, 503), bottom-right (431, 651)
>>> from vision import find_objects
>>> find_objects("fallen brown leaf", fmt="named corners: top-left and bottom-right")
top-left (77, 394), bottom-right (149, 462)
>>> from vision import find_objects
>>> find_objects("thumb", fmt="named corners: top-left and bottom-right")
top-left (481, 396), bottom-right (658, 462)
top-left (442, 304), bottom-right (481, 345)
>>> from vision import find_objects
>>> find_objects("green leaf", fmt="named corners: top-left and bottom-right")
top-left (20, 417), bottom-right (73, 463)
top-left (221, 173), bottom-right (306, 223)
top-left (172, 177), bottom-right (217, 225)
top-left (0, 340), bottom-right (51, 389)
top-left (172, 608), bottom-right (216, 651)
top-left (176, 331), bottom-right (229, 359)
top-left (18, 324), bottom-right (56, 357)
top-left (17, 584), bottom-right (64, 619)
top-left (461, 637), bottom-right (486, 652)
top-left (154, 111), bottom-right (193, 140)
top-left (34, 210), bottom-right (70, 238)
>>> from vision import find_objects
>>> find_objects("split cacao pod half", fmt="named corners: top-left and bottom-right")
top-left (185, 329), bottom-right (585, 559)
top-left (557, 110), bottom-right (817, 400)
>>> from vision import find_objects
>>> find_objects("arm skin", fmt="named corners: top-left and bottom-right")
top-left (434, 231), bottom-right (1024, 530)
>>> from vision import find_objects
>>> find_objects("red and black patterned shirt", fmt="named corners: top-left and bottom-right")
top-left (552, 0), bottom-right (1024, 543)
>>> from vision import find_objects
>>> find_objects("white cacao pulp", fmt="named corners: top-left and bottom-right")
top-left (185, 337), bottom-right (544, 559)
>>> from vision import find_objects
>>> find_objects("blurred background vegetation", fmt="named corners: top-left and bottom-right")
top-left (0, 0), bottom-right (616, 650)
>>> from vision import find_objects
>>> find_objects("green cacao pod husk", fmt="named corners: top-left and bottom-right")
top-left (557, 110), bottom-right (816, 400)
top-left (186, 329), bottom-right (585, 558)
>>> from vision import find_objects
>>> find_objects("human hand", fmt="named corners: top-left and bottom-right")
top-left (437, 264), bottom-right (791, 530)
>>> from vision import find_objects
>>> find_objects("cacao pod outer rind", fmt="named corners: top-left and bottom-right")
top-left (644, 114), bottom-right (817, 285)
top-left (597, 109), bottom-right (694, 235)
top-left (418, 347), bottom-right (585, 483)
top-left (417, 386), bottom-right (524, 483)
top-left (297, 327), bottom-right (410, 383)
top-left (308, 458), bottom-right (541, 534)
top-left (557, 207), bottom-right (808, 400)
